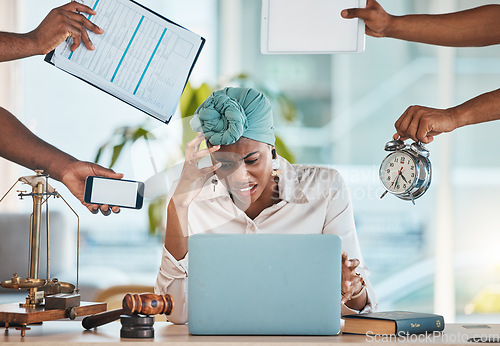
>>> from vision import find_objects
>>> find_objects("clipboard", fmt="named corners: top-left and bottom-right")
top-left (45, 0), bottom-right (205, 124)
top-left (261, 0), bottom-right (366, 54)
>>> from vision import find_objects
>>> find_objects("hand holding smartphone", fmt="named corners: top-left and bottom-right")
top-left (84, 176), bottom-right (144, 209)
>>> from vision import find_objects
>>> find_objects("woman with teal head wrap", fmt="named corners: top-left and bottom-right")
top-left (184, 86), bottom-right (279, 215)
top-left (157, 87), bottom-right (375, 324)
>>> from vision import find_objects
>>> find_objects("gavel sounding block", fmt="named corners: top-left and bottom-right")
top-left (120, 315), bottom-right (154, 338)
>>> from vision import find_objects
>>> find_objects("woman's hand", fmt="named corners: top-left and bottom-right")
top-left (341, 252), bottom-right (364, 305)
top-left (172, 133), bottom-right (221, 208)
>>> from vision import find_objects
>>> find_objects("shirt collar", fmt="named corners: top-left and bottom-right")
top-left (195, 156), bottom-right (309, 204)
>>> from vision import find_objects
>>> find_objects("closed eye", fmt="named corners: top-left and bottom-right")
top-left (244, 158), bottom-right (258, 165)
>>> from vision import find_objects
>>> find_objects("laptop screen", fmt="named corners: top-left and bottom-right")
top-left (188, 234), bottom-right (341, 335)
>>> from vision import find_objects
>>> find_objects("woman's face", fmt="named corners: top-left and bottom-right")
top-left (210, 137), bottom-right (274, 207)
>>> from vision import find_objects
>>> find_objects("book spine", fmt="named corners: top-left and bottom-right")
top-left (395, 316), bottom-right (445, 335)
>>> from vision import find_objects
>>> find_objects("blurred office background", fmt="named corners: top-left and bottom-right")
top-left (1, 0), bottom-right (500, 322)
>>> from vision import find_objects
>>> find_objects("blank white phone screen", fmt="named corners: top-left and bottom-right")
top-left (91, 179), bottom-right (139, 207)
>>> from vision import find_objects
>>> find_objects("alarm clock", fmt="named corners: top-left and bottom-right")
top-left (379, 139), bottom-right (432, 204)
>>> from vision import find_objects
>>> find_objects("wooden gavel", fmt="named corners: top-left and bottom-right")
top-left (82, 293), bottom-right (174, 330)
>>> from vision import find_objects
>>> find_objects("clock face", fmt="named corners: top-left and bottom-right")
top-left (380, 152), bottom-right (417, 194)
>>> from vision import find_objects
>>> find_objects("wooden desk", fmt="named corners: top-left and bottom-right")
top-left (2, 320), bottom-right (500, 345)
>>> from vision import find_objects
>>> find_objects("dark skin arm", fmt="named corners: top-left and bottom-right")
top-left (393, 89), bottom-right (500, 144)
top-left (0, 107), bottom-right (122, 215)
top-left (165, 134), bottom-right (220, 260)
top-left (342, 1), bottom-right (500, 143)
top-left (342, 0), bottom-right (500, 47)
top-left (0, 3), bottom-right (118, 214)
top-left (0, 2), bottom-right (103, 62)
top-left (165, 201), bottom-right (190, 260)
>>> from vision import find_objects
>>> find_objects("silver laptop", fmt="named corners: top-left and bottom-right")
top-left (188, 234), bottom-right (341, 335)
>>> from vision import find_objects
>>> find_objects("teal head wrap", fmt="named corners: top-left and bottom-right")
top-left (190, 87), bottom-right (275, 146)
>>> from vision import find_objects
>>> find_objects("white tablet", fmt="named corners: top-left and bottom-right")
top-left (261, 0), bottom-right (366, 54)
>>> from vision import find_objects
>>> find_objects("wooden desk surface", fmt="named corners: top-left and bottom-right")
top-left (2, 320), bottom-right (500, 345)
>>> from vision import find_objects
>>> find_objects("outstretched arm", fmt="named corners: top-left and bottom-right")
top-left (393, 88), bottom-right (500, 143)
top-left (0, 107), bottom-right (122, 214)
top-left (342, 0), bottom-right (500, 47)
top-left (0, 2), bottom-right (103, 62)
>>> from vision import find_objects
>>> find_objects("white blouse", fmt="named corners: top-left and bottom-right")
top-left (155, 157), bottom-right (378, 324)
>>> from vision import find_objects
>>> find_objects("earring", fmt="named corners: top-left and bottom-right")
top-left (212, 177), bottom-right (218, 192)
top-left (271, 148), bottom-right (280, 181)
top-left (272, 158), bottom-right (280, 171)
top-left (271, 158), bottom-right (280, 179)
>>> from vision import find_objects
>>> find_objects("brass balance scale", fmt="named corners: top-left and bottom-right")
top-left (0, 171), bottom-right (106, 336)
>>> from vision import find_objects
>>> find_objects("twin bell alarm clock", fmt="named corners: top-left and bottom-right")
top-left (379, 139), bottom-right (432, 204)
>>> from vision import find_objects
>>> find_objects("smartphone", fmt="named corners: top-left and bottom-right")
top-left (84, 176), bottom-right (144, 209)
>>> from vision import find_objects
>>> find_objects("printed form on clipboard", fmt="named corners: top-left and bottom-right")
top-left (45, 0), bottom-right (205, 124)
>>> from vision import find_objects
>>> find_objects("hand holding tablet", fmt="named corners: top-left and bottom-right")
top-left (261, 0), bottom-right (366, 54)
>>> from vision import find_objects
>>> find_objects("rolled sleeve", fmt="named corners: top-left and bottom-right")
top-left (154, 245), bottom-right (189, 324)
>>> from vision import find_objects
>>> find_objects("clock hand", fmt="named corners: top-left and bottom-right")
top-left (380, 167), bottom-right (403, 199)
top-left (393, 174), bottom-right (401, 187)
top-left (400, 171), bottom-right (408, 183)
top-left (391, 167), bottom-right (403, 187)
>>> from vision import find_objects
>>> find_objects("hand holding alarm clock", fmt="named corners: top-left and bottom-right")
top-left (379, 139), bottom-right (432, 204)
